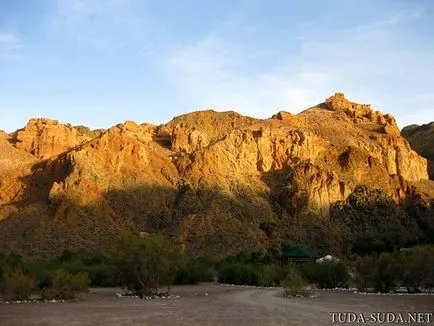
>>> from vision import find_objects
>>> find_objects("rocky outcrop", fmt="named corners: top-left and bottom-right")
top-left (325, 92), bottom-right (401, 136)
top-left (285, 162), bottom-right (354, 216)
top-left (176, 124), bottom-right (332, 188)
top-left (13, 118), bottom-right (92, 159)
top-left (295, 94), bottom-right (428, 183)
top-left (325, 92), bottom-right (372, 116)
top-left (0, 131), bottom-right (37, 208)
top-left (271, 111), bottom-right (303, 127)
top-left (0, 130), bottom-right (35, 173)
top-left (159, 110), bottom-right (257, 153)
top-left (48, 120), bottom-right (178, 206)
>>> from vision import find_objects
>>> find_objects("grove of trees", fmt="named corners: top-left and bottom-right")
top-left (1, 234), bottom-right (433, 301)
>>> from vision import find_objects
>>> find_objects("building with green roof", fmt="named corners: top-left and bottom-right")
top-left (282, 247), bottom-right (317, 263)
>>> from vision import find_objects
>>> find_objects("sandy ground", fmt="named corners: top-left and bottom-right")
top-left (0, 284), bottom-right (433, 325)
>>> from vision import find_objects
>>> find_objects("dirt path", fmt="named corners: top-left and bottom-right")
top-left (230, 289), bottom-right (331, 325)
top-left (0, 285), bottom-right (432, 325)
top-left (228, 287), bottom-right (433, 325)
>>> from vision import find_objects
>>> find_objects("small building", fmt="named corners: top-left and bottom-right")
top-left (282, 247), bottom-right (317, 264)
top-left (139, 231), bottom-right (150, 238)
top-left (316, 255), bottom-right (339, 263)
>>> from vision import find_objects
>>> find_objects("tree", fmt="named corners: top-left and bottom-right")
top-left (110, 232), bottom-right (181, 297)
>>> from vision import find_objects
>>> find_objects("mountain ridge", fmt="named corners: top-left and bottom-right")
top-left (1, 93), bottom-right (432, 256)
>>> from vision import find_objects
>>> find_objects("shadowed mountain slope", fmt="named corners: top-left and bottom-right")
top-left (402, 122), bottom-right (434, 180)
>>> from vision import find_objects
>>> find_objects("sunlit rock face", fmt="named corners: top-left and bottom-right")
top-left (13, 118), bottom-right (92, 159)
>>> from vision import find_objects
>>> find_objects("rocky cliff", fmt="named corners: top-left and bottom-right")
top-left (12, 118), bottom-right (93, 159)
top-left (0, 93), bottom-right (432, 256)
top-left (402, 122), bottom-right (434, 180)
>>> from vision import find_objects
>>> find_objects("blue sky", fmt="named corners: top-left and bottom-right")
top-left (1, 0), bottom-right (433, 132)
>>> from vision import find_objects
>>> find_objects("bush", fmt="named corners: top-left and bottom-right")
top-left (401, 245), bottom-right (434, 292)
top-left (175, 258), bottom-right (215, 285)
top-left (281, 267), bottom-right (313, 297)
top-left (110, 233), bottom-right (181, 297)
top-left (0, 252), bottom-right (23, 281)
top-left (85, 264), bottom-right (117, 287)
top-left (354, 255), bottom-right (377, 292)
top-left (41, 269), bottom-right (89, 300)
top-left (375, 252), bottom-right (401, 292)
top-left (217, 262), bottom-right (293, 287)
top-left (353, 247), bottom-right (434, 293)
top-left (25, 252), bottom-right (118, 288)
top-left (1, 267), bottom-right (34, 301)
top-left (40, 287), bottom-right (58, 300)
top-left (218, 263), bottom-right (261, 285)
top-left (258, 265), bottom-right (279, 287)
top-left (25, 259), bottom-right (60, 290)
top-left (353, 253), bottom-right (401, 293)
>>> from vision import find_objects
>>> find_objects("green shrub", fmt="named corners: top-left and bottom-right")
top-left (85, 264), bottom-right (117, 287)
top-left (375, 252), bottom-right (401, 292)
top-left (40, 287), bottom-right (57, 300)
top-left (300, 261), bottom-right (349, 289)
top-left (401, 245), bottom-right (434, 291)
top-left (352, 248), bottom-right (434, 293)
top-left (25, 259), bottom-right (60, 290)
top-left (258, 265), bottom-right (278, 287)
top-left (218, 263), bottom-right (261, 285)
top-left (25, 252), bottom-right (117, 288)
top-left (58, 260), bottom-right (87, 275)
top-left (0, 253), bottom-right (23, 281)
top-left (42, 269), bottom-right (89, 300)
top-left (57, 250), bottom-right (80, 263)
top-left (217, 262), bottom-right (289, 287)
top-left (354, 255), bottom-right (378, 292)
top-left (110, 233), bottom-right (181, 297)
top-left (175, 258), bottom-right (215, 285)
top-left (1, 267), bottom-right (34, 301)
top-left (281, 267), bottom-right (313, 297)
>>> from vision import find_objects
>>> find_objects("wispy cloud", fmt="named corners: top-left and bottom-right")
top-left (0, 32), bottom-right (21, 60)
top-left (52, 0), bottom-right (147, 50)
top-left (357, 5), bottom-right (426, 32)
top-left (0, 33), bottom-right (20, 44)
top-left (164, 35), bottom-right (333, 118)
top-left (163, 5), bottom-right (432, 126)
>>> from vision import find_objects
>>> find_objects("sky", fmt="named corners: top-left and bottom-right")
top-left (0, 0), bottom-right (433, 132)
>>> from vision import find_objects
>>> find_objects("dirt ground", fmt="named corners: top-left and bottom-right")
top-left (0, 284), bottom-right (433, 325)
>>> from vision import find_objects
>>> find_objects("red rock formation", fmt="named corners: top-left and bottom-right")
top-left (0, 93), bottom-right (431, 255)
top-left (14, 118), bottom-right (91, 159)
